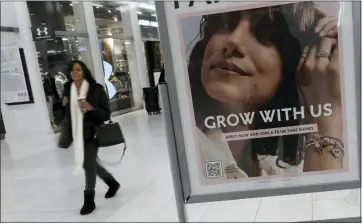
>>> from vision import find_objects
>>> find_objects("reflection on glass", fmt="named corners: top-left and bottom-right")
top-left (27, 1), bottom-right (91, 133)
top-left (136, 3), bottom-right (159, 39)
top-left (36, 37), bottom-right (92, 74)
top-left (92, 2), bottom-right (124, 35)
top-left (137, 14), bottom-right (159, 39)
top-left (35, 36), bottom-right (92, 132)
top-left (27, 1), bottom-right (84, 32)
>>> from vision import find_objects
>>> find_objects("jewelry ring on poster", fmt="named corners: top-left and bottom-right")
top-left (316, 50), bottom-right (331, 58)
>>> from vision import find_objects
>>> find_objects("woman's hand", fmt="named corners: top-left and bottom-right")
top-left (62, 97), bottom-right (68, 106)
top-left (79, 101), bottom-right (94, 112)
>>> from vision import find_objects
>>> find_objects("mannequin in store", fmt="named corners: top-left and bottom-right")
top-left (110, 73), bottom-right (123, 97)
top-left (114, 71), bottom-right (130, 99)
top-left (42, 72), bottom-right (57, 128)
top-left (55, 71), bottom-right (68, 98)
top-left (103, 60), bottom-right (116, 99)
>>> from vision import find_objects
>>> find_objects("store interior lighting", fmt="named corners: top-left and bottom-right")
top-left (138, 3), bottom-right (155, 11)
top-left (138, 19), bottom-right (158, 27)
top-left (92, 3), bottom-right (103, 8)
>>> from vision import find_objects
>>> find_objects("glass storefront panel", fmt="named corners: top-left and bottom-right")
top-left (35, 36), bottom-right (92, 131)
top-left (136, 3), bottom-right (159, 39)
top-left (27, 1), bottom-right (91, 132)
top-left (36, 36), bottom-right (93, 74)
top-left (136, 3), bottom-right (164, 86)
top-left (27, 1), bottom-right (83, 32)
top-left (92, 2), bottom-right (124, 35)
top-left (99, 38), bottom-right (134, 112)
top-left (138, 13), bottom-right (159, 39)
top-left (92, 1), bottom-right (138, 113)
top-left (143, 41), bottom-right (163, 86)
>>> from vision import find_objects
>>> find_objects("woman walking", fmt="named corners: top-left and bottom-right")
top-left (61, 60), bottom-right (120, 215)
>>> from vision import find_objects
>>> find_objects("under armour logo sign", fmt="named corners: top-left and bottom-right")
top-left (36, 27), bottom-right (48, 36)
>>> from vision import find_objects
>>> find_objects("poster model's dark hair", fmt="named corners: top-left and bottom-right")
top-left (67, 60), bottom-right (96, 83)
top-left (188, 2), bottom-right (322, 176)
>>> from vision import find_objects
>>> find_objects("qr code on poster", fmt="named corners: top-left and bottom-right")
top-left (204, 161), bottom-right (223, 179)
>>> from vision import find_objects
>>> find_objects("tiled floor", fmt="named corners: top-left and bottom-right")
top-left (1, 110), bottom-right (360, 222)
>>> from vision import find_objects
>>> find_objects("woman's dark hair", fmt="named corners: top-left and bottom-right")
top-left (67, 60), bottom-right (96, 83)
top-left (188, 3), bottom-right (320, 175)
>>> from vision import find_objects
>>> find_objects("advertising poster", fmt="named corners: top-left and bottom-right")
top-left (1, 45), bottom-right (30, 104)
top-left (162, 1), bottom-right (359, 195)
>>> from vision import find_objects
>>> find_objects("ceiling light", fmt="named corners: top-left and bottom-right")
top-left (114, 17), bottom-right (118, 22)
top-left (69, 3), bottom-right (72, 6)
top-left (108, 10), bottom-right (111, 13)
top-left (92, 3), bottom-right (103, 8)
top-left (137, 12), bottom-right (142, 15)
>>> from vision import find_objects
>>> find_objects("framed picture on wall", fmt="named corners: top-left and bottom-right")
top-left (158, 0), bottom-right (360, 202)
top-left (1, 46), bottom-right (34, 105)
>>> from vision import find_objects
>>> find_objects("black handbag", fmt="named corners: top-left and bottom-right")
top-left (58, 117), bottom-right (73, 149)
top-left (95, 120), bottom-right (127, 164)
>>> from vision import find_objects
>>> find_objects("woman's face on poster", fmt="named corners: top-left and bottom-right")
top-left (201, 11), bottom-right (283, 110)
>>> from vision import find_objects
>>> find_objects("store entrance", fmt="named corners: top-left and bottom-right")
top-left (27, 1), bottom-right (93, 133)
top-left (36, 35), bottom-right (92, 132)
top-left (98, 38), bottom-right (135, 114)
top-left (143, 41), bottom-right (163, 87)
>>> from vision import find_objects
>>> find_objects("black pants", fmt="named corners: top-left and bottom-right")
top-left (83, 140), bottom-right (111, 191)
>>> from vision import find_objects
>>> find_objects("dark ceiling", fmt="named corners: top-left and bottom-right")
top-left (28, 1), bottom-right (155, 22)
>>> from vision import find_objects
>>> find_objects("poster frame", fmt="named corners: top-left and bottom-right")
top-left (155, 0), bottom-right (360, 206)
top-left (2, 47), bottom-right (35, 106)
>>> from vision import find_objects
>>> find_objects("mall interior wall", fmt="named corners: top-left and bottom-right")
top-left (1, 2), bottom-right (53, 139)
top-left (0, 1), bottom-right (160, 140)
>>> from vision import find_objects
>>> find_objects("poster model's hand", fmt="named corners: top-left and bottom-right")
top-left (298, 15), bottom-right (344, 172)
top-left (297, 16), bottom-right (344, 172)
top-left (314, 13), bottom-right (338, 38)
top-left (297, 19), bottom-right (340, 114)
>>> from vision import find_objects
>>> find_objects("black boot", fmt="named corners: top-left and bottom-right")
top-left (80, 190), bottom-right (96, 215)
top-left (104, 175), bottom-right (120, 199)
